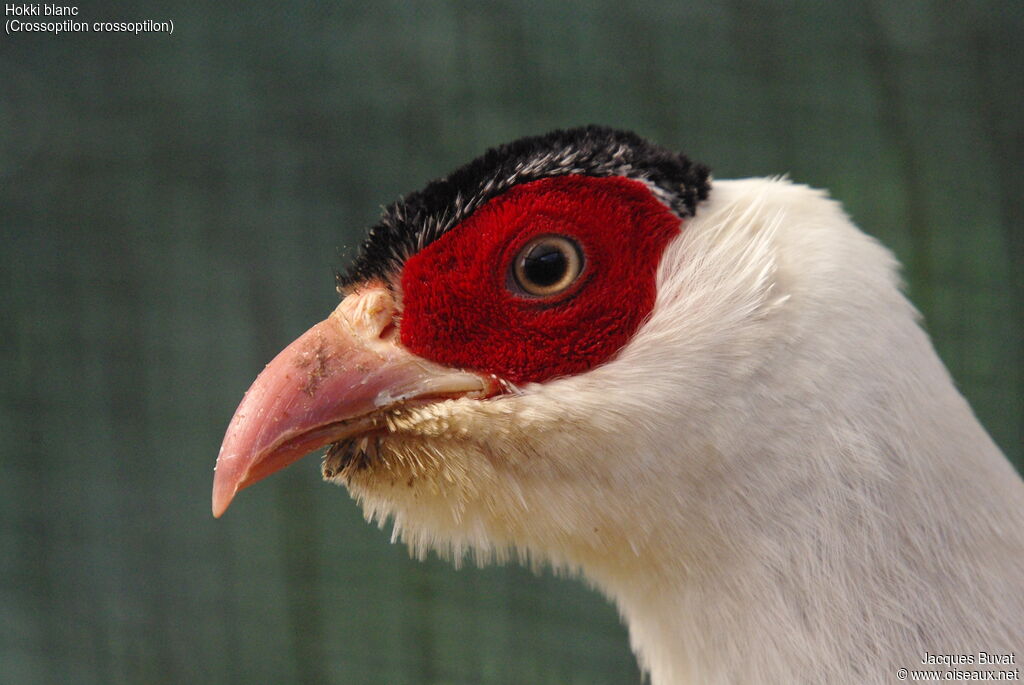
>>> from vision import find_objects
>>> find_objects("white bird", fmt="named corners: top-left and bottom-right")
top-left (212, 127), bottom-right (1024, 684)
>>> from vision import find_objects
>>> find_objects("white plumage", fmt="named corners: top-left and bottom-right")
top-left (215, 163), bottom-right (1023, 684)
top-left (335, 178), bottom-right (1024, 684)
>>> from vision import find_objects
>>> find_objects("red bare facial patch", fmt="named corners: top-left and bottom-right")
top-left (399, 175), bottom-right (682, 385)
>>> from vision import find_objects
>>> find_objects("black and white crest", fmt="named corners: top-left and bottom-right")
top-left (338, 126), bottom-right (712, 290)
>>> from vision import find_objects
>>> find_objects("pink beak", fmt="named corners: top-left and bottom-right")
top-left (212, 286), bottom-right (492, 517)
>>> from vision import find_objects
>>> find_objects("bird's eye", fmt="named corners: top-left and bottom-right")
top-left (511, 235), bottom-right (584, 298)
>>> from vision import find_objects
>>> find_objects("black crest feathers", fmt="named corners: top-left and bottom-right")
top-left (338, 126), bottom-right (711, 290)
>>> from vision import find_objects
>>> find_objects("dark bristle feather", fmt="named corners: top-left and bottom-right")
top-left (337, 126), bottom-right (711, 291)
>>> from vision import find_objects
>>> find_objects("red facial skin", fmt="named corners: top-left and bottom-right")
top-left (399, 175), bottom-right (683, 385)
top-left (211, 174), bottom-right (685, 515)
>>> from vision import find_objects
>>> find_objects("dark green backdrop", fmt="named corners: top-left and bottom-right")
top-left (2, 2), bottom-right (1022, 683)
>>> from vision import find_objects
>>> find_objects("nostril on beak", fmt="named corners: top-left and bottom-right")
top-left (337, 284), bottom-right (401, 341)
top-left (377, 318), bottom-right (398, 341)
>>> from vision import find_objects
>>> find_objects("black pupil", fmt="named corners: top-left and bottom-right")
top-left (523, 245), bottom-right (568, 287)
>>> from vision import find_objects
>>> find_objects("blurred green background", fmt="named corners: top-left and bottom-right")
top-left (2, 1), bottom-right (1021, 683)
